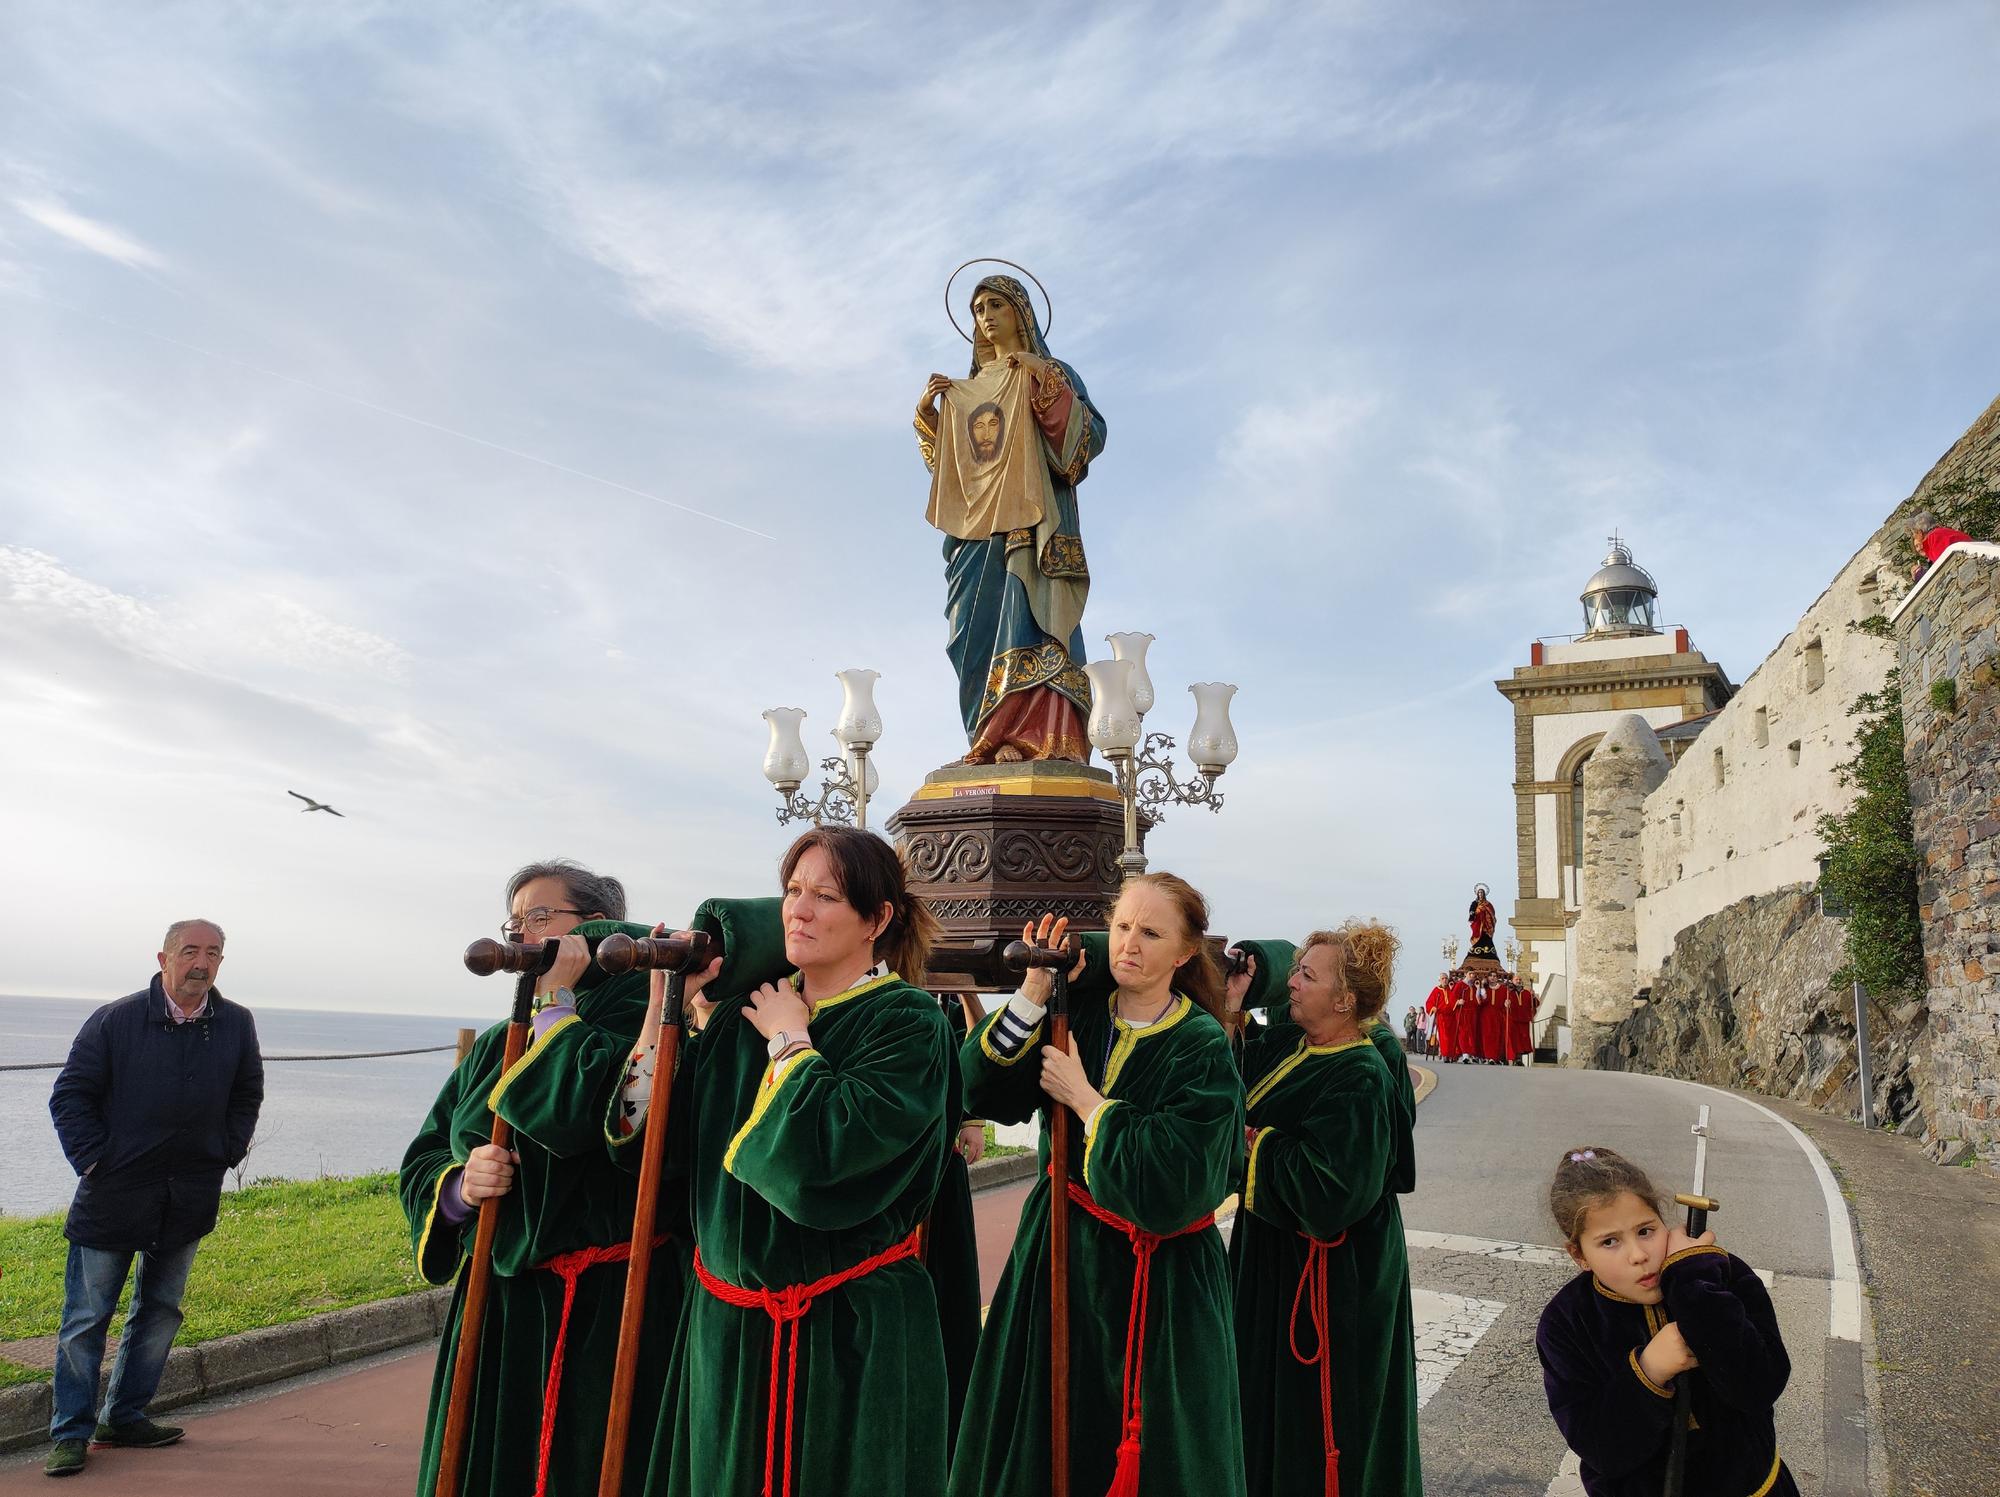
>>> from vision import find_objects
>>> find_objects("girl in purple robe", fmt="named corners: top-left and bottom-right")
top-left (1534, 1147), bottom-right (1799, 1497)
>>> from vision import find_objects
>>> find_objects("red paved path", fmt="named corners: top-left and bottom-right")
top-left (0, 1179), bottom-right (1037, 1492)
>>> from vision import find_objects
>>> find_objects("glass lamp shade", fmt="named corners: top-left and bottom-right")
top-left (834, 669), bottom-right (883, 750)
top-left (1186, 683), bottom-right (1239, 773)
top-left (1084, 659), bottom-right (1142, 753)
top-left (762, 707), bottom-right (811, 789)
top-left (1105, 632), bottom-right (1156, 717)
top-left (831, 730), bottom-right (881, 797)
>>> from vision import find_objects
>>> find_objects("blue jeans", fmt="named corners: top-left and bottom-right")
top-left (50, 1239), bottom-right (201, 1443)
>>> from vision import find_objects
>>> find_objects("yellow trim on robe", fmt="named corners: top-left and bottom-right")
top-left (1662, 1242), bottom-right (1728, 1271)
top-left (790, 969), bottom-right (900, 1015)
top-left (978, 1006), bottom-right (1045, 1066)
top-left (1101, 994), bottom-right (1192, 1094)
top-left (1746, 1448), bottom-right (1783, 1497)
top-left (722, 1049), bottom-right (822, 1176)
top-left (1245, 1036), bottom-right (1372, 1110)
top-left (1081, 1099), bottom-right (1122, 1194)
top-left (1243, 1126), bottom-right (1276, 1215)
top-left (486, 1012), bottom-right (583, 1112)
top-left (1628, 1346), bottom-right (1675, 1399)
top-left (415, 1164), bottom-right (465, 1280)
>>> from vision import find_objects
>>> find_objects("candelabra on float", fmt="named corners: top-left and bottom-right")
top-left (1085, 631), bottom-right (1241, 880)
top-left (761, 669), bottom-right (883, 829)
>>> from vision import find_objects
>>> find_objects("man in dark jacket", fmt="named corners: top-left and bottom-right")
top-left (44, 919), bottom-right (264, 1477)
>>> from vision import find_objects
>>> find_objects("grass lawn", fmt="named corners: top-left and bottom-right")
top-left (0, 1173), bottom-right (427, 1382)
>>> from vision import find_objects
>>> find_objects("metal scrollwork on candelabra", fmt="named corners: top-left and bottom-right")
top-left (1128, 731), bottom-right (1227, 820)
top-left (772, 755), bottom-right (862, 828)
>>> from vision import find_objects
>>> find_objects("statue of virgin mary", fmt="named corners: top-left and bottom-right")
top-left (914, 273), bottom-right (1106, 763)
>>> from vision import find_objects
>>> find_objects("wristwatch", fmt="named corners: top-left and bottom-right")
top-left (767, 1029), bottom-right (803, 1059)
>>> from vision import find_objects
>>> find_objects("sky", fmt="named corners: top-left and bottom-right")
top-left (2, 1), bottom-right (1996, 1025)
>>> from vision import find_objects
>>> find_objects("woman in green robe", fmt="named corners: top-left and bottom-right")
top-left (950, 872), bottom-right (1246, 1497)
top-left (1225, 921), bottom-right (1422, 1497)
top-left (399, 861), bottom-right (686, 1497)
top-left (620, 826), bottom-right (955, 1497)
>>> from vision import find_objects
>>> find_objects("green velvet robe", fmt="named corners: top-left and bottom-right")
top-left (1230, 1030), bottom-right (1421, 1497)
top-left (645, 897), bottom-right (955, 1497)
top-left (949, 937), bottom-right (1246, 1497)
top-left (1368, 1019), bottom-right (1419, 1195)
top-left (926, 995), bottom-right (985, 1456)
top-left (398, 921), bottom-right (687, 1497)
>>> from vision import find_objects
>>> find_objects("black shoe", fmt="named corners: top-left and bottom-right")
top-left (44, 1441), bottom-right (88, 1477)
top-left (92, 1418), bottom-right (184, 1448)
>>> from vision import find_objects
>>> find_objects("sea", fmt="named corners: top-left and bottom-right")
top-left (2, 994), bottom-right (470, 1217)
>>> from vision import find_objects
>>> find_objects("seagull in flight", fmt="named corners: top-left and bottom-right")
top-left (287, 791), bottom-right (345, 818)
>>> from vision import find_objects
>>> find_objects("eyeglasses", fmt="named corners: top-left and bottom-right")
top-left (501, 907), bottom-right (585, 938)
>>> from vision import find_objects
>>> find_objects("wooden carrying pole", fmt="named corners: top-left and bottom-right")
top-left (434, 938), bottom-right (559, 1497)
top-left (1047, 961), bottom-right (1073, 1497)
top-left (592, 930), bottom-right (714, 1497)
top-left (1662, 1105), bottom-right (1718, 1497)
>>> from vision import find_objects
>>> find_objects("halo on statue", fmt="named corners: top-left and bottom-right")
top-left (945, 258), bottom-right (1055, 344)
top-left (1474, 883), bottom-right (1489, 899)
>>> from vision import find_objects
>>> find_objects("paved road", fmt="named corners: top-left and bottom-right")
top-left (2, 1066), bottom-right (1872, 1494)
top-left (1406, 1061), bottom-right (1867, 1497)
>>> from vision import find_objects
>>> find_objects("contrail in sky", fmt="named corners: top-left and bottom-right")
top-left (11, 287), bottom-right (779, 542)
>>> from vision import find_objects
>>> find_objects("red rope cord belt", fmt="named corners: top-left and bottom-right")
top-left (691, 1227), bottom-right (923, 1497)
top-left (1289, 1229), bottom-right (1349, 1497)
top-left (1063, 1174), bottom-right (1215, 1497)
top-left (530, 1234), bottom-right (668, 1497)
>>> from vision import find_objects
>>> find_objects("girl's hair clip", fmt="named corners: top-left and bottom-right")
top-left (1567, 1150), bottom-right (1597, 1163)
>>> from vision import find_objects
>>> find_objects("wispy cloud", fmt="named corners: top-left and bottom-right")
top-left (13, 194), bottom-right (165, 269)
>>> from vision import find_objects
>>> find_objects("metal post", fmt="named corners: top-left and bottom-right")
top-left (1853, 979), bottom-right (1874, 1129)
top-left (852, 743), bottom-right (872, 831)
top-left (1111, 750), bottom-right (1146, 880)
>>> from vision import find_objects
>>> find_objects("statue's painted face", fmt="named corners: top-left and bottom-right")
top-left (968, 402), bottom-right (1003, 462)
top-left (971, 288), bottom-right (1022, 349)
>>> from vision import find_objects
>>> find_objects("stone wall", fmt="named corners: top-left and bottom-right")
top-left (1894, 542), bottom-right (2000, 1154)
top-left (1591, 887), bottom-right (1928, 1127)
top-left (1569, 715), bottom-right (1667, 1058)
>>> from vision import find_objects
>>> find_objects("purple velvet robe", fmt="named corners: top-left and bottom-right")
top-left (1535, 1245), bottom-right (1799, 1497)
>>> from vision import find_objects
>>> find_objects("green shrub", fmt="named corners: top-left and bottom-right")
top-left (1816, 669), bottom-right (1926, 1000)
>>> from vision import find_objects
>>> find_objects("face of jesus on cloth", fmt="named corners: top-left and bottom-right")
top-left (1106, 882), bottom-right (1200, 1009)
top-left (1564, 1191), bottom-right (1672, 1303)
top-left (782, 844), bottom-right (893, 983)
top-left (968, 401), bottom-right (1004, 463)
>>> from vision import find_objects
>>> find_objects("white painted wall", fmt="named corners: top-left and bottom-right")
top-left (1533, 793), bottom-right (1557, 899)
top-left (1632, 543), bottom-right (1898, 975)
top-left (1542, 633), bottom-right (1683, 666)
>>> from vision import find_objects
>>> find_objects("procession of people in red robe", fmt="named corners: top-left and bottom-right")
top-left (1416, 969), bottom-right (1539, 1064)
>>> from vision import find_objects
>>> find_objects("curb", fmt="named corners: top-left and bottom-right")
top-left (0, 1287), bottom-right (452, 1454)
top-left (1410, 1062), bottom-right (1437, 1105)
top-left (967, 1152), bottom-right (1038, 1191)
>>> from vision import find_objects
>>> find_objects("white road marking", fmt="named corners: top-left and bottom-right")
top-left (1408, 1227), bottom-right (1778, 1288)
top-left (1412, 1287), bottom-right (1506, 1409)
top-left (1405, 1228), bottom-right (1569, 1266)
top-left (1682, 1081), bottom-right (1865, 1342)
top-left (1543, 1449), bottom-right (1585, 1496)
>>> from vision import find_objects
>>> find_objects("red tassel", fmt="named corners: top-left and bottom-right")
top-left (1325, 1452), bottom-right (1340, 1497)
top-left (1104, 1424), bottom-right (1143, 1497)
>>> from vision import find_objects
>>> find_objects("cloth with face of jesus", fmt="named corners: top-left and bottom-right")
top-left (925, 361), bottom-right (1053, 543)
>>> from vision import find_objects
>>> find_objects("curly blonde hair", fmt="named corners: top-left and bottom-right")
top-left (1298, 919), bottom-right (1400, 1022)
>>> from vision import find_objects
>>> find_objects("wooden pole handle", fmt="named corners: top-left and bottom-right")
top-left (432, 1009), bottom-right (530, 1497)
top-left (597, 973), bottom-right (685, 1497)
top-left (1048, 986), bottom-right (1072, 1497)
top-left (595, 931), bottom-right (717, 976)
top-left (464, 938), bottom-right (563, 977)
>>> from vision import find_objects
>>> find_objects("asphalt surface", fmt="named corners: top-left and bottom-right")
top-left (1406, 1061), bottom-right (1861, 1497)
top-left (1762, 1096), bottom-right (2000, 1497)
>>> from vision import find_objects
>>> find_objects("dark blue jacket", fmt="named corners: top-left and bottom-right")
top-left (50, 977), bottom-right (265, 1251)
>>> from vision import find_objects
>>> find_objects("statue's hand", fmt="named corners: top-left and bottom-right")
top-left (1005, 351), bottom-right (1048, 379)
top-left (918, 372), bottom-right (952, 422)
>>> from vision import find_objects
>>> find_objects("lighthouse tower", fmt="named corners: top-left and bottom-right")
top-left (1492, 538), bottom-right (1733, 1039)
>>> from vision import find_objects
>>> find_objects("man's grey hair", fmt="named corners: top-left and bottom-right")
top-left (505, 859), bottom-right (627, 921)
top-left (162, 919), bottom-right (226, 952)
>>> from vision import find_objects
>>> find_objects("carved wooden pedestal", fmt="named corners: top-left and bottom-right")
top-left (888, 761), bottom-right (1138, 993)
